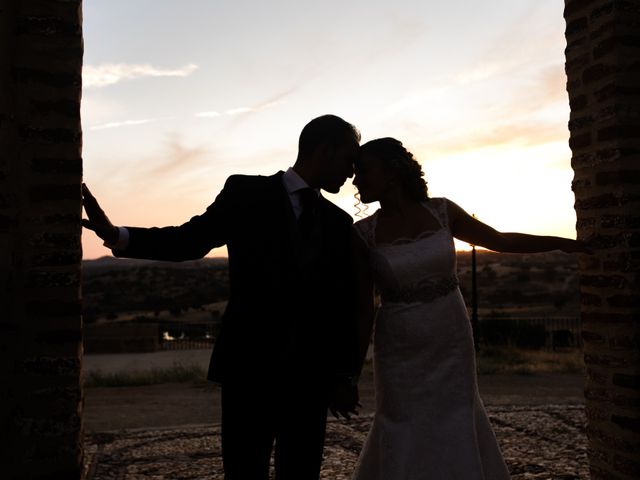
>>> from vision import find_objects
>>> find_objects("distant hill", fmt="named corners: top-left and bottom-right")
top-left (456, 250), bottom-right (579, 318)
top-left (82, 251), bottom-right (579, 324)
top-left (83, 256), bottom-right (228, 271)
top-left (82, 257), bottom-right (229, 323)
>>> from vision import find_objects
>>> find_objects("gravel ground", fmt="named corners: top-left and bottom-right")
top-left (84, 373), bottom-right (584, 432)
top-left (84, 353), bottom-right (587, 479)
top-left (84, 404), bottom-right (587, 480)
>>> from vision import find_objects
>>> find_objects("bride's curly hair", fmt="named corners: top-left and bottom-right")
top-left (360, 137), bottom-right (429, 202)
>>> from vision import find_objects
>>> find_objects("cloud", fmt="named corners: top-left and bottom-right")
top-left (417, 119), bottom-right (567, 159)
top-left (89, 118), bottom-right (159, 130)
top-left (196, 105), bottom-right (264, 119)
top-left (84, 63), bottom-right (199, 88)
top-left (196, 111), bottom-right (222, 118)
top-left (453, 60), bottom-right (519, 85)
top-left (537, 64), bottom-right (568, 102)
top-left (196, 86), bottom-right (295, 120)
top-left (496, 63), bottom-right (569, 117)
top-left (147, 134), bottom-right (210, 177)
top-left (448, 3), bottom-right (564, 91)
top-left (226, 107), bottom-right (253, 115)
top-left (196, 106), bottom-right (258, 118)
top-left (468, 122), bottom-right (566, 148)
top-left (90, 133), bottom-right (217, 196)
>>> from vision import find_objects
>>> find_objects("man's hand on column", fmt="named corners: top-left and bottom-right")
top-left (81, 183), bottom-right (119, 246)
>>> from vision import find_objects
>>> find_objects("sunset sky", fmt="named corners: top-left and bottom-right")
top-left (81, 0), bottom-right (575, 259)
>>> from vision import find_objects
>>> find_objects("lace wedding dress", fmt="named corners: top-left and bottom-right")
top-left (352, 198), bottom-right (510, 480)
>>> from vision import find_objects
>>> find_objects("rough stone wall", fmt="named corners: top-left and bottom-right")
top-left (0, 1), bottom-right (84, 478)
top-left (564, 0), bottom-right (640, 478)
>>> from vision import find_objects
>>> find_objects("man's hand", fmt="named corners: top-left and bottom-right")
top-left (81, 183), bottom-right (119, 245)
top-left (328, 381), bottom-right (360, 421)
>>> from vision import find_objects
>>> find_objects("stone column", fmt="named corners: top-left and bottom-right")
top-left (564, 1), bottom-right (640, 478)
top-left (0, 1), bottom-right (84, 478)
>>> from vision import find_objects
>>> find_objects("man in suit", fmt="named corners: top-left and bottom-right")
top-left (82, 114), bottom-right (361, 480)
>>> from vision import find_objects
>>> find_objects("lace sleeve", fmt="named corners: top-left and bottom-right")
top-left (431, 197), bottom-right (450, 230)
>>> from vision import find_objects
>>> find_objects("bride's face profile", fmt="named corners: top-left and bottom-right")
top-left (354, 153), bottom-right (392, 203)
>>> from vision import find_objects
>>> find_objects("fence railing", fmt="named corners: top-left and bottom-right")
top-left (158, 317), bottom-right (583, 352)
top-left (477, 317), bottom-right (582, 351)
top-left (159, 322), bottom-right (217, 350)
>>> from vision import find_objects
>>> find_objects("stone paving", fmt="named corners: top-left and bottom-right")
top-left (85, 404), bottom-right (588, 479)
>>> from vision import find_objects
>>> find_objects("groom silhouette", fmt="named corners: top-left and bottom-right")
top-left (82, 114), bottom-right (362, 480)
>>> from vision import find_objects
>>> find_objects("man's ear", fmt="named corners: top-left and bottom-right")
top-left (317, 142), bottom-right (337, 162)
top-left (307, 143), bottom-right (330, 168)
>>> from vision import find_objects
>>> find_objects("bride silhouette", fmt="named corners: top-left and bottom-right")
top-left (350, 137), bottom-right (587, 479)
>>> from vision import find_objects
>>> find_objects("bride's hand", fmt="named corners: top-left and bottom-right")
top-left (563, 238), bottom-right (594, 254)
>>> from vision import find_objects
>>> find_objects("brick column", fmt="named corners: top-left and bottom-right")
top-left (0, 1), bottom-right (84, 478)
top-left (565, 1), bottom-right (640, 478)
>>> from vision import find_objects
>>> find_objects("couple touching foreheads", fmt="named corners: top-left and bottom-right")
top-left (83, 114), bottom-right (586, 480)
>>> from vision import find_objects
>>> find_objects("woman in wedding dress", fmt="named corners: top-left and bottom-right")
top-left (350, 138), bottom-right (586, 480)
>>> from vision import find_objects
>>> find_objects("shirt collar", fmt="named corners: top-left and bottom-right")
top-left (282, 167), bottom-right (319, 195)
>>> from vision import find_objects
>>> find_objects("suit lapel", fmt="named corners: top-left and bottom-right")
top-left (295, 194), bottom-right (333, 269)
top-left (269, 171), bottom-right (296, 227)
top-left (269, 172), bottom-right (337, 271)
top-left (266, 172), bottom-right (300, 265)
top-left (316, 195), bottom-right (335, 257)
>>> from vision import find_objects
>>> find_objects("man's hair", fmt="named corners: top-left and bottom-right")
top-left (298, 114), bottom-right (361, 158)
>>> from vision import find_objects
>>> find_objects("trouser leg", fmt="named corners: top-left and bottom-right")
top-left (221, 383), bottom-right (275, 480)
top-left (274, 382), bottom-right (328, 480)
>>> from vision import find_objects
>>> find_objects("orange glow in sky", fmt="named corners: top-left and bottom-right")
top-left (81, 1), bottom-right (576, 259)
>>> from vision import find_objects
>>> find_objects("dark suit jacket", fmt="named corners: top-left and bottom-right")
top-left (114, 172), bottom-right (358, 384)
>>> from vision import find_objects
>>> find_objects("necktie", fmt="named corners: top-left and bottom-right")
top-left (297, 188), bottom-right (319, 235)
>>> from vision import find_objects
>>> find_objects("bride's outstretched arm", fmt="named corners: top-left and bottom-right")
top-left (446, 199), bottom-right (591, 254)
top-left (352, 230), bottom-right (375, 375)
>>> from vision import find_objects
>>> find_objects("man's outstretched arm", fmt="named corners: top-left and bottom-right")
top-left (81, 180), bottom-right (233, 261)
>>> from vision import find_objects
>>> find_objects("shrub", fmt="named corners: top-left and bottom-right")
top-left (84, 362), bottom-right (207, 387)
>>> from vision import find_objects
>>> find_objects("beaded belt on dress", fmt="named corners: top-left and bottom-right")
top-left (380, 274), bottom-right (459, 304)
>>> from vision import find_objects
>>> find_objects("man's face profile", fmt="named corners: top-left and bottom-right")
top-left (320, 137), bottom-right (358, 193)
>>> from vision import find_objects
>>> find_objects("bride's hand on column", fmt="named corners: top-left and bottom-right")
top-left (562, 238), bottom-right (594, 254)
